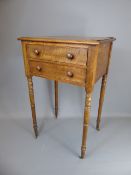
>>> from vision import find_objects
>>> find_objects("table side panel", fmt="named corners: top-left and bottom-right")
top-left (95, 42), bottom-right (111, 82)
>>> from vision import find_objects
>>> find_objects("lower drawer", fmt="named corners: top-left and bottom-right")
top-left (29, 61), bottom-right (86, 86)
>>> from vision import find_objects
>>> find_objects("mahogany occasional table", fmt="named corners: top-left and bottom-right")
top-left (18, 36), bottom-right (115, 158)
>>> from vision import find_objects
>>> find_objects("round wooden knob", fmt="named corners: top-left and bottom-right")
top-left (67, 71), bottom-right (73, 77)
top-left (34, 49), bottom-right (40, 55)
top-left (67, 53), bottom-right (74, 60)
top-left (36, 66), bottom-right (42, 71)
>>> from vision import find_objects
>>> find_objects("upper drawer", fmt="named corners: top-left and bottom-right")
top-left (26, 43), bottom-right (88, 67)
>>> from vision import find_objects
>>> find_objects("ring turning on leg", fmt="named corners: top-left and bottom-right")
top-left (81, 92), bottom-right (92, 159)
top-left (27, 77), bottom-right (38, 138)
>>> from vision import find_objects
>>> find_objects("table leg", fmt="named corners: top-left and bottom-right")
top-left (27, 77), bottom-right (38, 138)
top-left (81, 92), bottom-right (92, 159)
top-left (96, 74), bottom-right (107, 131)
top-left (54, 80), bottom-right (58, 118)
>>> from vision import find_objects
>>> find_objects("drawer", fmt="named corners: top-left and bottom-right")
top-left (29, 61), bottom-right (86, 86)
top-left (26, 43), bottom-right (88, 67)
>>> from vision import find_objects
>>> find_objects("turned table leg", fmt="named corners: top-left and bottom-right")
top-left (27, 77), bottom-right (38, 138)
top-left (81, 92), bottom-right (92, 158)
top-left (96, 74), bottom-right (108, 131)
top-left (54, 80), bottom-right (58, 118)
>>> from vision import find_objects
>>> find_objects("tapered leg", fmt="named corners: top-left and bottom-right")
top-left (27, 77), bottom-right (38, 138)
top-left (81, 92), bottom-right (92, 159)
top-left (96, 74), bottom-right (108, 131)
top-left (54, 80), bottom-right (58, 118)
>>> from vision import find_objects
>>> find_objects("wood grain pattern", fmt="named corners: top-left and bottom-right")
top-left (26, 43), bottom-right (88, 67)
top-left (18, 36), bottom-right (115, 158)
top-left (29, 60), bottom-right (86, 86)
top-left (95, 43), bottom-right (110, 81)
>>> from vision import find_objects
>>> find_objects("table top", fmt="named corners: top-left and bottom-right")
top-left (18, 36), bottom-right (116, 45)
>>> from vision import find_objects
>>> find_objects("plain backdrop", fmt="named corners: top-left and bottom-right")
top-left (0, 0), bottom-right (131, 119)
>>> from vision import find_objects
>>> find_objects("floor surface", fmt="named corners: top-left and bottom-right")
top-left (0, 117), bottom-right (131, 175)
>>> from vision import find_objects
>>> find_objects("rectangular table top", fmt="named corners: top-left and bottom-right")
top-left (18, 36), bottom-right (116, 45)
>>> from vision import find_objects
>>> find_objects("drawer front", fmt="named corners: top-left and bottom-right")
top-left (29, 61), bottom-right (86, 86)
top-left (26, 43), bottom-right (88, 67)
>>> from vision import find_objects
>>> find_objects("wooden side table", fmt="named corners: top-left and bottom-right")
top-left (18, 36), bottom-right (115, 158)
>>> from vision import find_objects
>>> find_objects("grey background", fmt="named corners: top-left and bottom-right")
top-left (0, 1), bottom-right (131, 175)
top-left (0, 0), bottom-right (131, 119)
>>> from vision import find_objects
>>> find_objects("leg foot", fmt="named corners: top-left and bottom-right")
top-left (34, 124), bottom-right (38, 138)
top-left (55, 110), bottom-right (58, 118)
top-left (81, 147), bottom-right (86, 159)
top-left (54, 81), bottom-right (58, 118)
top-left (96, 124), bottom-right (100, 131)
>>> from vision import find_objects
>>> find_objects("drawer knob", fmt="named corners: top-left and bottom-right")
top-left (67, 53), bottom-right (74, 60)
top-left (67, 71), bottom-right (73, 77)
top-left (36, 66), bottom-right (42, 71)
top-left (34, 49), bottom-right (40, 55)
